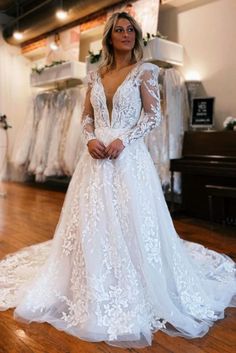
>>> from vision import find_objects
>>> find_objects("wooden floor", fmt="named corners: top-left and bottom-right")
top-left (0, 181), bottom-right (235, 353)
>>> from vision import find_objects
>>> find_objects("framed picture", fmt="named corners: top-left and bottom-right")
top-left (191, 97), bottom-right (215, 128)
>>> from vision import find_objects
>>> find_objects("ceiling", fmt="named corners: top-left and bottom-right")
top-left (0, 0), bottom-right (124, 45)
top-left (0, 0), bottom-right (45, 24)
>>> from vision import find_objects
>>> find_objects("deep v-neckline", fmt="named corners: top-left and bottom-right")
top-left (97, 61), bottom-right (142, 126)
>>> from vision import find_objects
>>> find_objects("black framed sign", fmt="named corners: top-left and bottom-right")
top-left (191, 97), bottom-right (215, 128)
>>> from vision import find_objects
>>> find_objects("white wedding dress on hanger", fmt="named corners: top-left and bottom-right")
top-left (0, 62), bottom-right (235, 348)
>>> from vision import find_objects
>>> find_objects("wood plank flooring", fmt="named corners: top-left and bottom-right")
top-left (0, 181), bottom-right (235, 353)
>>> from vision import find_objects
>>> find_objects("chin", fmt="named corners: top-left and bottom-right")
top-left (119, 45), bottom-right (134, 52)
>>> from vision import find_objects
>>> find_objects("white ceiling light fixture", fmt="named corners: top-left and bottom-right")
top-left (56, 9), bottom-right (68, 20)
top-left (13, 31), bottom-right (23, 40)
top-left (56, 0), bottom-right (68, 21)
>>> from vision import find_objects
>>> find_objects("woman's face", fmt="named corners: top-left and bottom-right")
top-left (110, 18), bottom-right (136, 53)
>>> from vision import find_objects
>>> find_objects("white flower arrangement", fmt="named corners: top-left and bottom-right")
top-left (223, 116), bottom-right (236, 130)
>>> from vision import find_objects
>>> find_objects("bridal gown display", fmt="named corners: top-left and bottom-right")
top-left (0, 62), bottom-right (235, 348)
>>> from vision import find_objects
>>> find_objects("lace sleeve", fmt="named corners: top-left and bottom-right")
top-left (119, 65), bottom-right (161, 147)
top-left (81, 73), bottom-right (96, 145)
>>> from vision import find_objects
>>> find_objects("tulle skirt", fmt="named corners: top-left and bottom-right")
top-left (0, 128), bottom-right (235, 348)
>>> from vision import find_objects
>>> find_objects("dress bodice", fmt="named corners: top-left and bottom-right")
top-left (90, 62), bottom-right (143, 130)
top-left (82, 61), bottom-right (162, 147)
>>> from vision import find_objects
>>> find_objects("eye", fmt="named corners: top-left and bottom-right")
top-left (128, 27), bottom-right (134, 32)
top-left (114, 28), bottom-right (123, 33)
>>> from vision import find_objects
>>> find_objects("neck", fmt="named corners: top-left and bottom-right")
top-left (113, 50), bottom-right (134, 70)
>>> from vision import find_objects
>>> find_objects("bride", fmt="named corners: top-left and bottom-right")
top-left (0, 12), bottom-right (235, 348)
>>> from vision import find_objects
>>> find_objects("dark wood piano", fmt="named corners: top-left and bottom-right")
top-left (170, 131), bottom-right (236, 222)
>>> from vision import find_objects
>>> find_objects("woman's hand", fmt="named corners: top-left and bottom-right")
top-left (87, 139), bottom-right (106, 159)
top-left (105, 139), bottom-right (125, 159)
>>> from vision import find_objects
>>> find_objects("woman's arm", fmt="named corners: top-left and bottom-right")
top-left (81, 73), bottom-right (106, 159)
top-left (81, 80), bottom-right (96, 145)
top-left (119, 65), bottom-right (161, 146)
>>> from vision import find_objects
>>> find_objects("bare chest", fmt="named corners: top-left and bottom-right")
top-left (99, 63), bottom-right (138, 122)
top-left (101, 71), bottom-right (130, 102)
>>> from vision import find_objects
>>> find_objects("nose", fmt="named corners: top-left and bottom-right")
top-left (123, 29), bottom-right (131, 37)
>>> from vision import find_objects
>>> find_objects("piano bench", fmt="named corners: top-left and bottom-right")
top-left (205, 185), bottom-right (236, 225)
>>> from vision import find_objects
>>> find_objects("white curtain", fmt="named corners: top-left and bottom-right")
top-left (0, 28), bottom-right (31, 180)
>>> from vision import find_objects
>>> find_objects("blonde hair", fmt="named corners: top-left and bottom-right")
top-left (99, 12), bottom-right (143, 74)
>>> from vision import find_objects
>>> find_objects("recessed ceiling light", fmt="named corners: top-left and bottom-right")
top-left (56, 10), bottom-right (68, 20)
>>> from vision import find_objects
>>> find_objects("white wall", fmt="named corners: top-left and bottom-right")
top-left (159, 0), bottom-right (236, 129)
top-left (0, 30), bottom-right (31, 180)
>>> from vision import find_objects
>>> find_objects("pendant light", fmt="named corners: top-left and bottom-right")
top-left (56, 0), bottom-right (68, 21)
top-left (50, 33), bottom-right (60, 51)
top-left (13, 1), bottom-right (23, 41)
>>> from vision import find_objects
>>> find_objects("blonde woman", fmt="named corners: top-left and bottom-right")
top-left (0, 12), bottom-right (235, 349)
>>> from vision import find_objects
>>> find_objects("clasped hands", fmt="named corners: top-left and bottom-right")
top-left (87, 138), bottom-right (125, 159)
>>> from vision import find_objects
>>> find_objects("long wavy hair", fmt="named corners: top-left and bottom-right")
top-left (99, 12), bottom-right (143, 74)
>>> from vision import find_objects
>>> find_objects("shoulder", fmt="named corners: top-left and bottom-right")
top-left (86, 70), bottom-right (99, 87)
top-left (136, 62), bottom-right (159, 86)
top-left (139, 61), bottom-right (160, 76)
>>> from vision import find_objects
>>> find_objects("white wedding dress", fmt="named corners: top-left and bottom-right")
top-left (0, 62), bottom-right (235, 348)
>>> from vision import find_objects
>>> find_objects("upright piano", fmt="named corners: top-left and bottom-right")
top-left (170, 131), bottom-right (236, 221)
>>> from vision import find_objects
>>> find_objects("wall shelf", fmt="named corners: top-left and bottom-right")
top-left (160, 0), bottom-right (197, 9)
top-left (143, 37), bottom-right (184, 66)
top-left (30, 61), bottom-right (86, 88)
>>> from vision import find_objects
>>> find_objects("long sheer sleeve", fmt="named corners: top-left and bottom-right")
top-left (81, 74), bottom-right (96, 145)
top-left (119, 65), bottom-right (161, 147)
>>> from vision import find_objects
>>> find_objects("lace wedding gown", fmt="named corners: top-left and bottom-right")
top-left (0, 62), bottom-right (235, 348)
